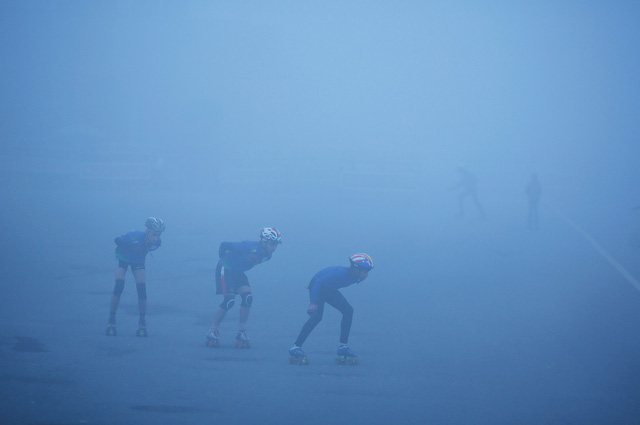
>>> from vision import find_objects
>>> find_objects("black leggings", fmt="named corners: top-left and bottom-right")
top-left (295, 290), bottom-right (353, 347)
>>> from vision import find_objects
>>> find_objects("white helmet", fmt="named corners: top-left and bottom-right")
top-left (145, 217), bottom-right (166, 232)
top-left (260, 227), bottom-right (282, 243)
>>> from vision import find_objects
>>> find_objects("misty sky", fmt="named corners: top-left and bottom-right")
top-left (2, 1), bottom-right (639, 201)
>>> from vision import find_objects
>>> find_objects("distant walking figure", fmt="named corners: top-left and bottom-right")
top-left (525, 173), bottom-right (542, 229)
top-left (450, 165), bottom-right (485, 219)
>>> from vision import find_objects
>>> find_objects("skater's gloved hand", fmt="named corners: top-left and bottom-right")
top-left (307, 302), bottom-right (318, 316)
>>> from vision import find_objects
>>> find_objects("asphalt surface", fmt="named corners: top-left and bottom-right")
top-left (1, 190), bottom-right (640, 425)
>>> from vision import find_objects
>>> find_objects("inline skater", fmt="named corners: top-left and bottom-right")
top-left (288, 253), bottom-right (374, 364)
top-left (206, 227), bottom-right (281, 348)
top-left (106, 217), bottom-right (165, 337)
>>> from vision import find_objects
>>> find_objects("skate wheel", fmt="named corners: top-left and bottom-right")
top-left (289, 356), bottom-right (309, 365)
top-left (336, 356), bottom-right (358, 365)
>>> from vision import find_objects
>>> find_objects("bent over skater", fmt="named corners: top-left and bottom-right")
top-left (106, 217), bottom-right (165, 337)
top-left (288, 253), bottom-right (374, 364)
top-left (206, 227), bottom-right (281, 348)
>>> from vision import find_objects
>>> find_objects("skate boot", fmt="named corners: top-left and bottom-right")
top-left (136, 321), bottom-right (147, 337)
top-left (336, 345), bottom-right (358, 365)
top-left (234, 330), bottom-right (251, 349)
top-left (288, 345), bottom-right (309, 365)
top-left (205, 329), bottom-right (220, 347)
top-left (105, 323), bottom-right (117, 336)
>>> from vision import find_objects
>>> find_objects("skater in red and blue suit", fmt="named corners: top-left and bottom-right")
top-left (106, 217), bottom-right (165, 337)
top-left (289, 253), bottom-right (374, 362)
top-left (206, 227), bottom-right (282, 347)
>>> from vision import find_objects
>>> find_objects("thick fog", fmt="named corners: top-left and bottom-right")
top-left (2, 2), bottom-right (640, 424)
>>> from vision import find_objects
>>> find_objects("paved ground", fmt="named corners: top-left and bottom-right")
top-left (1, 189), bottom-right (640, 425)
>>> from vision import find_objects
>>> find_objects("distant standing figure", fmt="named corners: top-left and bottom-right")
top-left (205, 227), bottom-right (281, 348)
top-left (450, 165), bottom-right (486, 219)
top-left (525, 173), bottom-right (542, 229)
top-left (106, 217), bottom-right (165, 337)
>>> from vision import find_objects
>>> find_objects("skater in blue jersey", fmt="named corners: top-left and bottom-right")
top-left (106, 217), bottom-right (165, 337)
top-left (206, 227), bottom-right (282, 347)
top-left (288, 253), bottom-right (374, 363)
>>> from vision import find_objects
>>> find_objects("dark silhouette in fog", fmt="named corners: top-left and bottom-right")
top-left (107, 217), bottom-right (165, 337)
top-left (450, 165), bottom-right (486, 219)
top-left (205, 227), bottom-right (282, 347)
top-left (289, 253), bottom-right (374, 364)
top-left (526, 173), bottom-right (542, 229)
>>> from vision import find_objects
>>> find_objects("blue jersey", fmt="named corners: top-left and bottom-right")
top-left (218, 241), bottom-right (271, 272)
top-left (114, 231), bottom-right (161, 264)
top-left (309, 266), bottom-right (358, 303)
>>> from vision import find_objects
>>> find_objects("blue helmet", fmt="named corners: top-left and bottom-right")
top-left (349, 253), bottom-right (374, 270)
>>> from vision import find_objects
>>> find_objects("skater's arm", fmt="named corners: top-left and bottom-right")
top-left (218, 242), bottom-right (234, 258)
top-left (114, 232), bottom-right (134, 247)
top-left (148, 238), bottom-right (161, 251)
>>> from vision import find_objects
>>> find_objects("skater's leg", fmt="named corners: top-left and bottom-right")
top-left (213, 292), bottom-right (236, 328)
top-left (325, 291), bottom-right (353, 344)
top-left (294, 302), bottom-right (325, 347)
top-left (109, 294), bottom-right (121, 323)
top-left (133, 268), bottom-right (147, 326)
top-left (471, 192), bottom-right (485, 218)
top-left (457, 192), bottom-right (466, 217)
top-left (109, 266), bottom-right (126, 323)
top-left (115, 265), bottom-right (126, 281)
top-left (212, 307), bottom-right (227, 328)
top-left (237, 286), bottom-right (252, 330)
top-left (238, 306), bottom-right (250, 329)
top-left (527, 200), bottom-right (539, 229)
